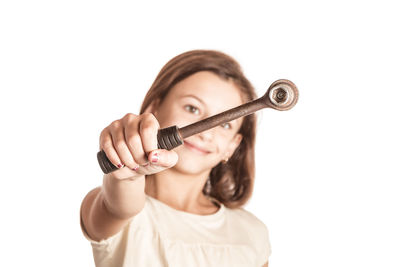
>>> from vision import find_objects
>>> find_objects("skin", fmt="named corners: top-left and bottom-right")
top-left (80, 71), bottom-right (268, 265)
top-left (145, 71), bottom-right (244, 213)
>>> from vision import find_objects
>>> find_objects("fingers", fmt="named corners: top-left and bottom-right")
top-left (148, 149), bottom-right (178, 168)
top-left (125, 113), bottom-right (159, 165)
top-left (109, 119), bottom-right (138, 170)
top-left (134, 149), bottom-right (178, 176)
top-left (139, 113), bottom-right (159, 153)
top-left (100, 128), bottom-right (124, 168)
top-left (99, 113), bottom-right (162, 173)
top-left (122, 115), bottom-right (145, 167)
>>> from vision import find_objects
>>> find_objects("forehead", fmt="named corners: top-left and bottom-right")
top-left (168, 71), bottom-right (244, 110)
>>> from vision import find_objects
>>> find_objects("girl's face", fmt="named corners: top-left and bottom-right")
top-left (152, 71), bottom-right (244, 175)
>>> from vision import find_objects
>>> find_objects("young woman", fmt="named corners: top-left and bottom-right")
top-left (80, 50), bottom-right (271, 266)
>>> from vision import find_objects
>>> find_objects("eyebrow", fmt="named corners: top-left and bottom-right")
top-left (181, 94), bottom-right (206, 106)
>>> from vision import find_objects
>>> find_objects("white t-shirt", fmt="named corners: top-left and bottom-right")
top-left (81, 195), bottom-right (271, 267)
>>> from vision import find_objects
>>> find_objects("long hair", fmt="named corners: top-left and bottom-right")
top-left (140, 50), bottom-right (257, 209)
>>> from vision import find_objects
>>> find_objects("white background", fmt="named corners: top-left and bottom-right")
top-left (1, 0), bottom-right (399, 266)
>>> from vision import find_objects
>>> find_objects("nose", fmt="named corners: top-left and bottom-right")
top-left (197, 127), bottom-right (215, 141)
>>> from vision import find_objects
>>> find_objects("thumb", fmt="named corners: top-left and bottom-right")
top-left (148, 149), bottom-right (178, 168)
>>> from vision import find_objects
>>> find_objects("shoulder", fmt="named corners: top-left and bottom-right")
top-left (226, 207), bottom-right (269, 235)
top-left (225, 207), bottom-right (272, 262)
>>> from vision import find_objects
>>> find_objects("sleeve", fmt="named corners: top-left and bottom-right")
top-left (257, 222), bottom-right (272, 266)
top-left (238, 208), bottom-right (272, 266)
top-left (79, 209), bottom-right (130, 266)
top-left (240, 208), bottom-right (272, 266)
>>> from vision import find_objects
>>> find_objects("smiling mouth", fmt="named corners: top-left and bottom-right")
top-left (183, 141), bottom-right (210, 154)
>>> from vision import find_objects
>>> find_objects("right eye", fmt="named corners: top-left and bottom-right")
top-left (184, 105), bottom-right (200, 115)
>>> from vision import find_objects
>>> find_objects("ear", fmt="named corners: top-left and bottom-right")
top-left (225, 133), bottom-right (243, 158)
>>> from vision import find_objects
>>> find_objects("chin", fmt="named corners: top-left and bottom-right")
top-left (172, 158), bottom-right (211, 176)
top-left (173, 147), bottom-right (220, 175)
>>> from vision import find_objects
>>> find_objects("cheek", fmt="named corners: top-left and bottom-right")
top-left (215, 132), bottom-right (242, 158)
top-left (217, 143), bottom-right (230, 156)
top-left (156, 105), bottom-right (193, 129)
top-left (210, 136), bottom-right (231, 158)
top-left (156, 108), bottom-right (180, 128)
top-left (172, 142), bottom-right (225, 174)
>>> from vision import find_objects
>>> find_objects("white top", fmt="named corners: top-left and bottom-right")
top-left (81, 195), bottom-right (271, 267)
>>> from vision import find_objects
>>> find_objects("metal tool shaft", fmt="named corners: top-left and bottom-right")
top-left (97, 79), bottom-right (298, 174)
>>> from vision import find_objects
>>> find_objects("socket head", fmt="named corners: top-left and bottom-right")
top-left (264, 79), bottom-right (299, 111)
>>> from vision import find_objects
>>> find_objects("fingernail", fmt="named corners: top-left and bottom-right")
top-left (117, 163), bottom-right (124, 168)
top-left (151, 153), bottom-right (159, 163)
top-left (132, 166), bottom-right (139, 171)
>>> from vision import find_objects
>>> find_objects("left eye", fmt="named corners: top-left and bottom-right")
top-left (184, 105), bottom-right (200, 115)
top-left (221, 122), bottom-right (232, 130)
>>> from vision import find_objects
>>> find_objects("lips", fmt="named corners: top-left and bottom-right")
top-left (183, 141), bottom-right (211, 154)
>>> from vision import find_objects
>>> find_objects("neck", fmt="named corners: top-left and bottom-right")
top-left (144, 168), bottom-right (218, 214)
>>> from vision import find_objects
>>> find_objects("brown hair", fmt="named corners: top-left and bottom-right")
top-left (140, 50), bottom-right (257, 209)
